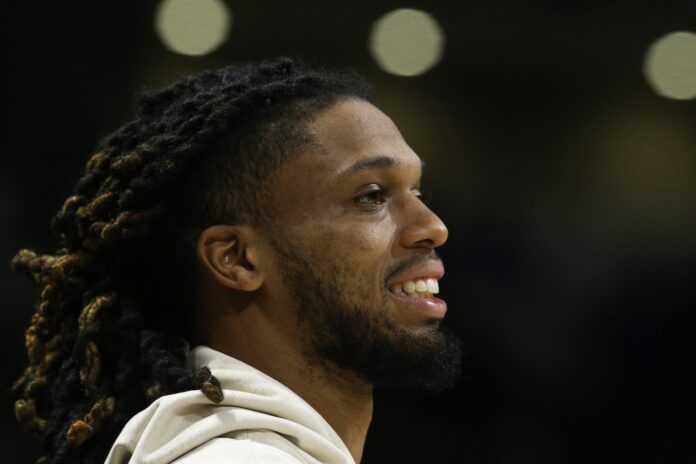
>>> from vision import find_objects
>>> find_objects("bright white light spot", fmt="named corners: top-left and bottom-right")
top-left (644, 31), bottom-right (696, 100)
top-left (155, 0), bottom-right (231, 56)
top-left (369, 8), bottom-right (445, 77)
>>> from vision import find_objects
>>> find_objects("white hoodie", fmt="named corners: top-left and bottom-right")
top-left (105, 346), bottom-right (356, 464)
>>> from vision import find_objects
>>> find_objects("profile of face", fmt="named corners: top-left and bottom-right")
top-left (262, 98), bottom-right (463, 392)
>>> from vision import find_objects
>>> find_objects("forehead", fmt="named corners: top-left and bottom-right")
top-left (306, 98), bottom-right (420, 170)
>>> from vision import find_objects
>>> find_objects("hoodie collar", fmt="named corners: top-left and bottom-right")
top-left (191, 345), bottom-right (356, 463)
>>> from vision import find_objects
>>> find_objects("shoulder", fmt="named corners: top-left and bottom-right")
top-left (171, 437), bottom-right (305, 464)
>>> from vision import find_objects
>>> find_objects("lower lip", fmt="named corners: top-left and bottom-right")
top-left (389, 292), bottom-right (447, 319)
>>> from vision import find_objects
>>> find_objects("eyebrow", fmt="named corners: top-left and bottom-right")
top-left (336, 155), bottom-right (425, 182)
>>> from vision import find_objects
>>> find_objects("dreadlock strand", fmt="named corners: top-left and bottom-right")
top-left (26, 322), bottom-right (47, 365)
top-left (109, 152), bottom-right (143, 177)
top-left (49, 252), bottom-right (93, 288)
top-left (85, 152), bottom-right (107, 173)
top-left (78, 341), bottom-right (101, 395)
top-left (66, 395), bottom-right (117, 446)
top-left (65, 420), bottom-right (92, 446)
top-left (78, 293), bottom-right (116, 333)
top-left (15, 399), bottom-right (49, 436)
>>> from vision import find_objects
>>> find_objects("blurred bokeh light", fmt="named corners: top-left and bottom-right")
top-left (155, 0), bottom-right (232, 56)
top-left (368, 8), bottom-right (445, 77)
top-left (644, 31), bottom-right (696, 100)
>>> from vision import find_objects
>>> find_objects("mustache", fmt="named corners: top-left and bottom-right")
top-left (384, 250), bottom-right (443, 285)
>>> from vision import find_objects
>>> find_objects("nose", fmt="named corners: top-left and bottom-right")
top-left (399, 199), bottom-right (448, 251)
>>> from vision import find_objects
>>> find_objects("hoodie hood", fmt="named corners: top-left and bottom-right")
top-left (106, 346), bottom-right (355, 464)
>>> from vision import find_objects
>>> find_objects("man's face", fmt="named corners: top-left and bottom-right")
top-left (263, 98), bottom-right (462, 392)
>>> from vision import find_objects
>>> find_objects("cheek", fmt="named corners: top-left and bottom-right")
top-left (324, 223), bottom-right (395, 297)
top-left (322, 222), bottom-right (393, 262)
top-left (288, 216), bottom-right (396, 298)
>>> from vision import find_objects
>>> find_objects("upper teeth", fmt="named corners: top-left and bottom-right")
top-left (390, 278), bottom-right (439, 297)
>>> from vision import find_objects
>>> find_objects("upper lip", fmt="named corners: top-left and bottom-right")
top-left (387, 260), bottom-right (445, 286)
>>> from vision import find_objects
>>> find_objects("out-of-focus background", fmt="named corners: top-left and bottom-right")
top-left (2, 1), bottom-right (694, 462)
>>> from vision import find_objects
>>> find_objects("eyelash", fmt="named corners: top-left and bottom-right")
top-left (353, 186), bottom-right (429, 208)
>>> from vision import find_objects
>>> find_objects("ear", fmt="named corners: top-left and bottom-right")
top-left (197, 224), bottom-right (265, 292)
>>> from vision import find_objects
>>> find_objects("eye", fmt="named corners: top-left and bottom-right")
top-left (353, 186), bottom-right (387, 206)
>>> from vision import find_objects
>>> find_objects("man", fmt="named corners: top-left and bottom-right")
top-left (12, 57), bottom-right (462, 464)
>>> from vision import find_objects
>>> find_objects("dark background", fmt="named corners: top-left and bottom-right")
top-left (2, 1), bottom-right (694, 462)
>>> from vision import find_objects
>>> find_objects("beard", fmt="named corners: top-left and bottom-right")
top-left (267, 233), bottom-right (464, 393)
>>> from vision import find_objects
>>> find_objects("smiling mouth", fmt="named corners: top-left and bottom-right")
top-left (388, 278), bottom-right (439, 299)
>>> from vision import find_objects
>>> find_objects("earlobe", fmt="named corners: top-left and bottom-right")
top-left (197, 225), bottom-right (264, 292)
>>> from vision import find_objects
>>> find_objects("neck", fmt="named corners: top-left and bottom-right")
top-left (254, 350), bottom-right (374, 463)
top-left (201, 299), bottom-right (374, 463)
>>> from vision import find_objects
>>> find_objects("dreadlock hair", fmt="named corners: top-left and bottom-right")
top-left (11, 56), bottom-right (373, 464)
